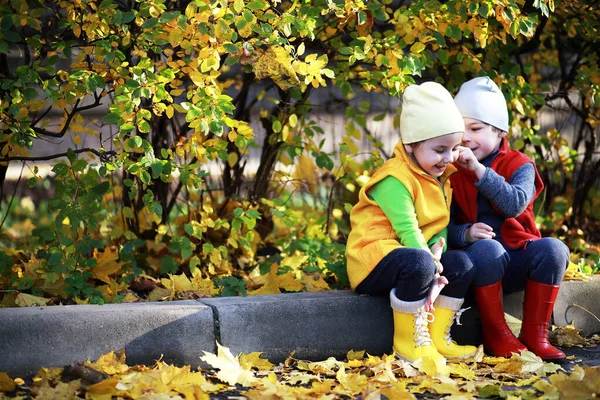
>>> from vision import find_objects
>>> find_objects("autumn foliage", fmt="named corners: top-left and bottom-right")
top-left (0, 0), bottom-right (599, 305)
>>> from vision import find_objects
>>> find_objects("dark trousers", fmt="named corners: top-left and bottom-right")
top-left (356, 247), bottom-right (476, 301)
top-left (464, 237), bottom-right (569, 292)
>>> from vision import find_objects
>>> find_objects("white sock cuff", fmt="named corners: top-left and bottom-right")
top-left (434, 295), bottom-right (464, 311)
top-left (389, 289), bottom-right (426, 313)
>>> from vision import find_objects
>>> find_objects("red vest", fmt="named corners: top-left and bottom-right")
top-left (450, 138), bottom-right (544, 249)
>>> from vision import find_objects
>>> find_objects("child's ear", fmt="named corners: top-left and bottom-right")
top-left (498, 130), bottom-right (508, 138)
top-left (404, 143), bottom-right (413, 153)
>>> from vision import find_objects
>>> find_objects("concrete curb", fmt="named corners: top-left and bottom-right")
top-left (1, 277), bottom-right (599, 378)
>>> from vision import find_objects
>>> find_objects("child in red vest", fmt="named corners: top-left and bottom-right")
top-left (449, 76), bottom-right (570, 362)
top-left (346, 82), bottom-right (478, 363)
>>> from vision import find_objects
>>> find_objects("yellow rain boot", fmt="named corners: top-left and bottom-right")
top-left (429, 295), bottom-right (478, 359)
top-left (390, 289), bottom-right (445, 363)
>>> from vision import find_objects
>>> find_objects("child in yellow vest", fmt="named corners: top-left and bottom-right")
top-left (346, 82), bottom-right (478, 362)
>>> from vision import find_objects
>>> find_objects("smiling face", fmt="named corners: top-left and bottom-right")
top-left (461, 117), bottom-right (506, 161)
top-left (405, 132), bottom-right (463, 177)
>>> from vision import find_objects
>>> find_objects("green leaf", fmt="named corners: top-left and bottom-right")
top-left (159, 11), bottom-right (180, 23)
top-left (316, 153), bottom-right (334, 171)
top-left (92, 181), bottom-right (110, 195)
top-left (52, 163), bottom-right (69, 176)
top-left (103, 112), bottom-right (121, 124)
top-left (142, 18), bottom-right (158, 28)
top-left (357, 11), bottom-right (367, 25)
top-left (247, 0), bottom-right (267, 11)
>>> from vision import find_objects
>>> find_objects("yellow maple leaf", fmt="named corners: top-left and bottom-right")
top-left (92, 247), bottom-right (123, 284)
top-left (302, 273), bottom-right (331, 292)
top-left (335, 367), bottom-right (368, 395)
top-left (0, 372), bottom-right (16, 392)
top-left (447, 363), bottom-right (475, 380)
top-left (413, 356), bottom-right (449, 377)
top-left (200, 342), bottom-right (255, 386)
top-left (550, 365), bottom-right (600, 398)
top-left (239, 352), bottom-right (274, 371)
top-left (86, 350), bottom-right (129, 376)
top-left (248, 263), bottom-right (303, 295)
top-left (86, 376), bottom-right (120, 400)
top-left (380, 381), bottom-right (417, 399)
top-left (515, 351), bottom-right (562, 376)
top-left (347, 349), bottom-right (365, 361)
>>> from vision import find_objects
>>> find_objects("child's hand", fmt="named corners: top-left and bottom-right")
top-left (429, 237), bottom-right (445, 273)
top-left (465, 222), bottom-right (496, 243)
top-left (425, 275), bottom-right (448, 312)
top-left (456, 146), bottom-right (485, 178)
top-left (425, 237), bottom-right (447, 312)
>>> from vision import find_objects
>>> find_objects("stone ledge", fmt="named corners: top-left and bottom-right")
top-left (1, 278), bottom-right (598, 378)
top-left (0, 301), bottom-right (215, 378)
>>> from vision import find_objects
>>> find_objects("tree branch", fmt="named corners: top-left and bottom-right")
top-left (0, 148), bottom-right (116, 162)
top-left (31, 93), bottom-right (104, 138)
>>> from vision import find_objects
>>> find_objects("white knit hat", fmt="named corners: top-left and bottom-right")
top-left (454, 76), bottom-right (509, 132)
top-left (400, 82), bottom-right (465, 144)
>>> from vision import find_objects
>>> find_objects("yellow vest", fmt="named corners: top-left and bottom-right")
top-left (345, 141), bottom-right (456, 289)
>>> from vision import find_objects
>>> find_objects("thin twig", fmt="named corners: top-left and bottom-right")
top-left (0, 162), bottom-right (24, 232)
top-left (564, 303), bottom-right (600, 325)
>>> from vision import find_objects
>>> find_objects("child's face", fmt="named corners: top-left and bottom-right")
top-left (462, 117), bottom-right (506, 160)
top-left (406, 132), bottom-right (463, 177)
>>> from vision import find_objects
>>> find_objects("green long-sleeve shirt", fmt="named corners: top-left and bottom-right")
top-left (369, 176), bottom-right (447, 252)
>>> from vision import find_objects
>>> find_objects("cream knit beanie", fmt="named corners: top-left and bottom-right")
top-left (454, 76), bottom-right (509, 132)
top-left (400, 82), bottom-right (465, 144)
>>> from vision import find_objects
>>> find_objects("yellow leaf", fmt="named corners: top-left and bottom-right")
top-left (36, 380), bottom-right (81, 400)
top-left (227, 152), bottom-right (239, 168)
top-left (200, 342), bottom-right (256, 386)
top-left (276, 271), bottom-right (304, 292)
top-left (413, 356), bottom-right (449, 377)
top-left (86, 350), bottom-right (129, 376)
top-left (239, 352), bottom-right (274, 371)
top-left (147, 287), bottom-right (172, 301)
top-left (380, 381), bottom-right (416, 399)
top-left (92, 247), bottom-right (123, 283)
top-left (336, 367), bottom-right (368, 395)
top-left (0, 372), bottom-right (16, 392)
top-left (302, 273), bottom-right (330, 292)
top-left (347, 350), bottom-right (365, 361)
top-left (166, 105), bottom-right (174, 119)
top-left (86, 376), bottom-right (120, 400)
top-left (410, 42), bottom-right (426, 53)
top-left (515, 350), bottom-right (562, 376)
top-left (15, 293), bottom-right (50, 307)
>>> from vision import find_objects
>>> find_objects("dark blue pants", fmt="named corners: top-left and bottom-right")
top-left (356, 247), bottom-right (476, 301)
top-left (465, 237), bottom-right (569, 292)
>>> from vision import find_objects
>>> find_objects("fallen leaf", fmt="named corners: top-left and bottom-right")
top-left (515, 351), bottom-right (562, 376)
top-left (200, 342), bottom-right (255, 386)
top-left (239, 352), bottom-right (274, 371)
top-left (92, 247), bottom-right (123, 284)
top-left (15, 293), bottom-right (50, 307)
top-left (86, 350), bottom-right (129, 376)
top-left (548, 324), bottom-right (587, 347)
top-left (0, 372), bottom-right (15, 392)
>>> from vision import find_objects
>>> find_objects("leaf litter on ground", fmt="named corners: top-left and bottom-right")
top-left (1, 340), bottom-right (599, 399)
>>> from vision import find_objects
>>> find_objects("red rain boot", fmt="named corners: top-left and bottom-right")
top-left (518, 280), bottom-right (566, 362)
top-left (474, 281), bottom-right (528, 358)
